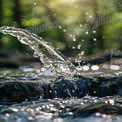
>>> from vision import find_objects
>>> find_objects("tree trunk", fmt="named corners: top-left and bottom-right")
top-left (12, 0), bottom-right (24, 50)
top-left (0, 0), bottom-right (3, 48)
top-left (13, 0), bottom-right (22, 27)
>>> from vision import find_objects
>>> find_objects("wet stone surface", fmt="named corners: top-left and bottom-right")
top-left (0, 81), bottom-right (44, 103)
top-left (0, 74), bottom-right (122, 104)
top-left (0, 70), bottom-right (122, 122)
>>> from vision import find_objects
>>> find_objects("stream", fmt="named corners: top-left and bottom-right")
top-left (0, 26), bottom-right (122, 122)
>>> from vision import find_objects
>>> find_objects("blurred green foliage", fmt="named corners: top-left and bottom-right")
top-left (0, 0), bottom-right (122, 57)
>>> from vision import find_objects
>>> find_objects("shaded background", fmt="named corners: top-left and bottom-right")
top-left (0, 0), bottom-right (122, 59)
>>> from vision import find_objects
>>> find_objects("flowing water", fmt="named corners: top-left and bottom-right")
top-left (0, 26), bottom-right (75, 79)
top-left (0, 26), bottom-right (122, 122)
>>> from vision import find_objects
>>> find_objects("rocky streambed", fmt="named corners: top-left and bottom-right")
top-left (0, 69), bottom-right (122, 104)
top-left (0, 69), bottom-right (121, 122)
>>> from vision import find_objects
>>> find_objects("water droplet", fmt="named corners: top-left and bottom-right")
top-left (72, 46), bottom-right (75, 49)
top-left (80, 24), bottom-right (82, 27)
top-left (75, 5), bottom-right (78, 8)
top-left (79, 51), bottom-right (84, 56)
top-left (105, 100), bottom-right (108, 104)
top-left (34, 2), bottom-right (37, 5)
top-left (103, 64), bottom-right (109, 69)
top-left (36, 69), bottom-right (40, 73)
top-left (41, 68), bottom-right (46, 72)
top-left (76, 66), bottom-right (82, 71)
top-left (95, 112), bottom-right (101, 117)
top-left (85, 12), bottom-right (89, 15)
top-left (91, 65), bottom-right (99, 70)
top-left (83, 65), bottom-right (89, 71)
top-left (73, 37), bottom-right (76, 41)
top-left (54, 118), bottom-right (63, 122)
top-left (85, 31), bottom-right (89, 34)
top-left (109, 99), bottom-right (115, 105)
top-left (93, 30), bottom-right (96, 33)
top-left (110, 65), bottom-right (120, 70)
top-left (59, 26), bottom-right (62, 29)
top-left (102, 114), bottom-right (107, 118)
top-left (28, 116), bottom-right (34, 120)
top-left (69, 34), bottom-right (73, 37)
top-left (11, 108), bottom-right (18, 112)
top-left (77, 44), bottom-right (81, 49)
top-left (82, 39), bottom-right (84, 42)
top-left (5, 113), bottom-right (10, 117)
top-left (93, 38), bottom-right (97, 41)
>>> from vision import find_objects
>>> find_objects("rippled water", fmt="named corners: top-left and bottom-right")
top-left (0, 69), bottom-right (121, 122)
top-left (1, 94), bottom-right (122, 122)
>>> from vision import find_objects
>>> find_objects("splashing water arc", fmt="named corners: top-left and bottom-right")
top-left (0, 26), bottom-right (75, 77)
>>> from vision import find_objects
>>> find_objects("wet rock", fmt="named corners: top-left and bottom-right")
top-left (76, 79), bottom-right (90, 97)
top-left (96, 77), bottom-right (120, 97)
top-left (0, 81), bottom-right (44, 103)
top-left (0, 76), bottom-right (122, 104)
top-left (42, 84), bottom-right (54, 99)
top-left (53, 79), bottom-right (77, 99)
top-left (99, 83), bottom-right (112, 97)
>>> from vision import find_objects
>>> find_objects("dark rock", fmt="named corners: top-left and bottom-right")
top-left (0, 76), bottom-right (122, 104)
top-left (76, 79), bottom-right (90, 97)
top-left (42, 84), bottom-right (54, 99)
top-left (0, 81), bottom-right (44, 103)
top-left (53, 79), bottom-right (77, 99)
top-left (99, 83), bottom-right (111, 97)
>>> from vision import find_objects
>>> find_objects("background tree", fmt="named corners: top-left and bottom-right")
top-left (0, 0), bottom-right (3, 48)
top-left (0, 0), bottom-right (121, 57)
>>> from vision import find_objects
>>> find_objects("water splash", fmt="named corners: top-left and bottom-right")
top-left (0, 26), bottom-right (75, 78)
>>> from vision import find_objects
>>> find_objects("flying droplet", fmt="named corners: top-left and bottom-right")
top-left (72, 35), bottom-right (76, 41)
top-left (73, 38), bottom-right (76, 41)
top-left (34, 2), bottom-right (37, 5)
top-left (72, 46), bottom-right (75, 49)
top-left (59, 26), bottom-right (62, 29)
top-left (85, 13), bottom-right (89, 15)
top-left (82, 39), bottom-right (84, 42)
top-left (75, 5), bottom-right (78, 8)
top-left (93, 30), bottom-right (96, 33)
top-left (69, 34), bottom-right (73, 37)
top-left (79, 51), bottom-right (84, 56)
top-left (93, 38), bottom-right (97, 41)
top-left (77, 44), bottom-right (81, 49)
top-left (85, 31), bottom-right (89, 34)
top-left (80, 24), bottom-right (82, 27)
